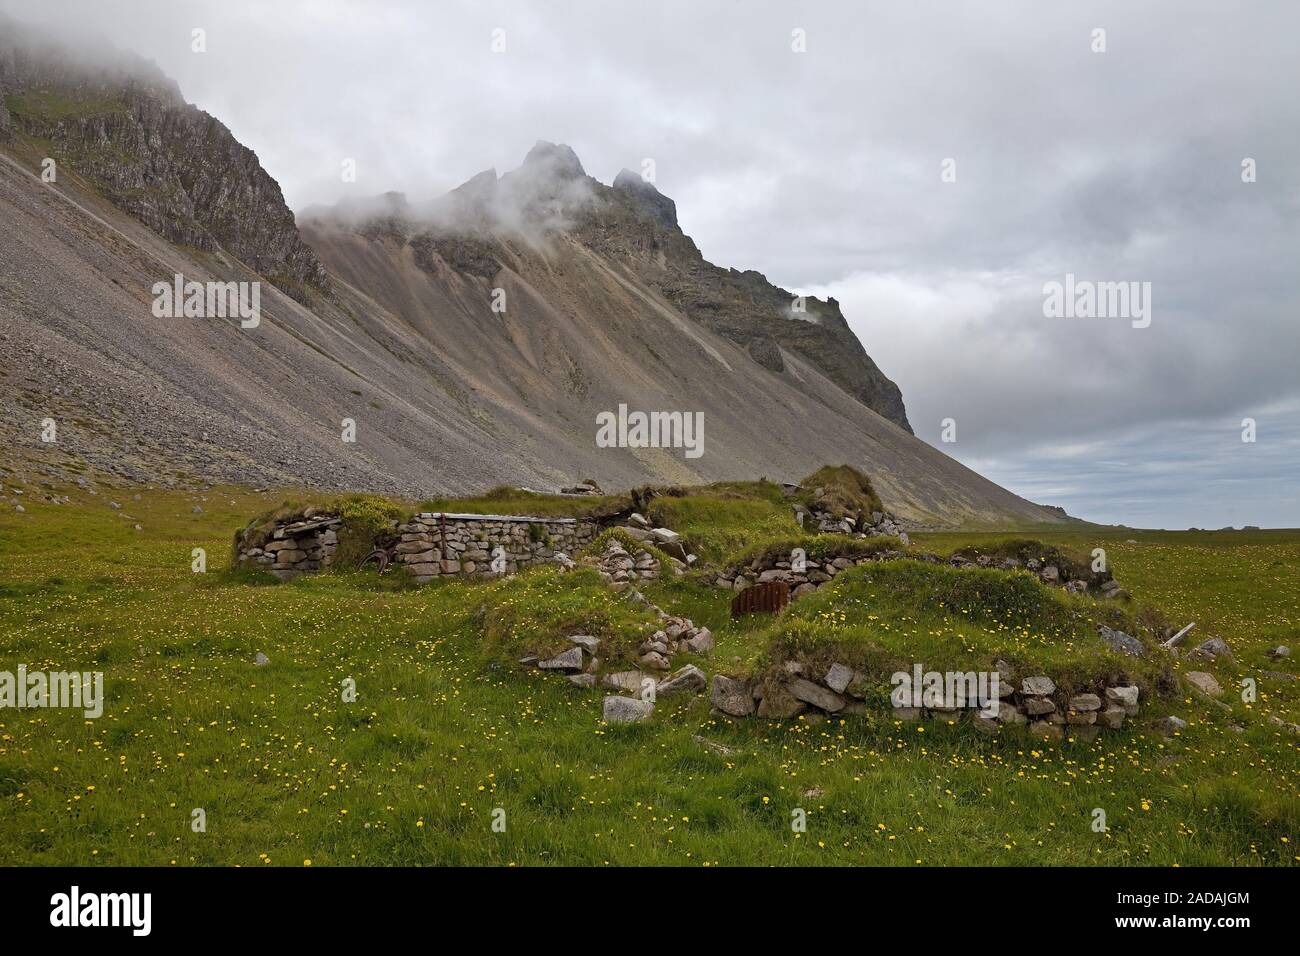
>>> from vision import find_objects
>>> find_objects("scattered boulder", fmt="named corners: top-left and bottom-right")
top-left (254, 652), bottom-right (270, 666)
top-left (567, 635), bottom-right (600, 654)
top-left (1156, 715), bottom-right (1188, 735)
top-left (1267, 646), bottom-right (1291, 660)
top-left (1105, 685), bottom-right (1141, 715)
top-left (1098, 706), bottom-right (1126, 729)
top-left (997, 702), bottom-right (1027, 724)
top-left (657, 664), bottom-right (707, 697)
top-left (1097, 625), bottom-right (1145, 657)
top-left (603, 695), bottom-right (653, 723)
top-left (684, 628), bottom-right (714, 655)
top-left (1184, 671), bottom-right (1223, 697)
top-left (538, 646), bottom-right (585, 671)
top-left (1188, 637), bottom-right (1233, 662)
top-left (567, 673), bottom-right (597, 689)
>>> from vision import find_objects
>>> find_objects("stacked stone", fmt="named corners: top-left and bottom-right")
top-left (591, 538), bottom-right (662, 590)
top-left (716, 547), bottom-right (1128, 603)
top-left (237, 516), bottom-right (340, 580)
top-left (708, 661), bottom-right (1141, 740)
top-left (391, 513), bottom-right (598, 584)
top-left (714, 548), bottom-right (910, 599)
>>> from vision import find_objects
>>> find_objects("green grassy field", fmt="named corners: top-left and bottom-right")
top-left (0, 483), bottom-right (1296, 866)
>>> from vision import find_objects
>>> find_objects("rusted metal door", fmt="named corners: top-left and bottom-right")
top-left (731, 580), bottom-right (790, 617)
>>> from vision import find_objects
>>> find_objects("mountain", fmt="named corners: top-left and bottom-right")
top-left (0, 21), bottom-right (1065, 527)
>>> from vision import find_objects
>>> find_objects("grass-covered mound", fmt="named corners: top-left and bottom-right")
top-left (947, 537), bottom-right (1104, 583)
top-left (721, 534), bottom-right (904, 573)
top-left (476, 566), bottom-right (660, 665)
top-left (640, 480), bottom-right (798, 563)
top-left (757, 559), bottom-right (1162, 695)
top-left (234, 492), bottom-right (412, 568)
top-left (795, 465), bottom-right (884, 521)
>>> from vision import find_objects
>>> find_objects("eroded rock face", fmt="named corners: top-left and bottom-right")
top-left (0, 30), bottom-right (327, 291)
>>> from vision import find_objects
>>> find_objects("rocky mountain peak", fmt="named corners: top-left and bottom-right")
top-left (0, 18), bottom-right (327, 293)
top-left (521, 140), bottom-right (586, 179)
top-left (612, 168), bottom-right (677, 228)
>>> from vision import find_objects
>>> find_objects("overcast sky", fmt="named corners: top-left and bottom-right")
top-left (8, 0), bottom-right (1298, 528)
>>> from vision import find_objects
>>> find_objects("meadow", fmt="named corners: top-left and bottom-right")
top-left (0, 482), bottom-right (1295, 866)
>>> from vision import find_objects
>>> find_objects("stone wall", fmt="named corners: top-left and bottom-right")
top-left (237, 516), bottom-right (341, 580)
top-left (710, 663), bottom-right (1142, 741)
top-left (237, 511), bottom-right (598, 582)
top-left (715, 545), bottom-right (1124, 602)
top-left (391, 512), bottom-right (598, 584)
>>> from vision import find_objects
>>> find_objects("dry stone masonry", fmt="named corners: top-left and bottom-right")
top-left (237, 516), bottom-right (341, 580)
top-left (237, 511), bottom-right (598, 582)
top-left (391, 513), bottom-right (598, 583)
top-left (708, 661), bottom-right (1142, 741)
top-left (715, 546), bottom-right (1127, 603)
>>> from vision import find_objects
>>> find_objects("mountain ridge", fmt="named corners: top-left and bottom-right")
top-left (0, 23), bottom-right (1066, 527)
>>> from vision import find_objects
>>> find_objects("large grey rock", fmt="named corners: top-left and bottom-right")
top-left (657, 664), bottom-right (707, 697)
top-left (1184, 671), bottom-right (1223, 697)
top-left (254, 652), bottom-right (270, 666)
top-left (639, 651), bottom-right (672, 671)
top-left (1021, 675), bottom-right (1056, 696)
top-left (685, 628), bottom-right (714, 655)
top-left (567, 635), bottom-right (600, 654)
top-left (1189, 637), bottom-right (1233, 662)
top-left (824, 663), bottom-right (855, 694)
top-left (603, 695), bottom-right (653, 723)
top-left (1097, 625), bottom-right (1145, 657)
top-left (711, 675), bottom-right (755, 717)
top-left (538, 646), bottom-right (584, 671)
top-left (1105, 685), bottom-right (1140, 708)
top-left (787, 677), bottom-right (846, 713)
top-left (1024, 697), bottom-right (1056, 716)
top-left (1068, 693), bottom-right (1103, 712)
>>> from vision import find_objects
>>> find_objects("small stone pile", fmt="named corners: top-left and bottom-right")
top-left (791, 496), bottom-right (909, 543)
top-left (588, 537), bottom-right (664, 589)
top-left (236, 516), bottom-right (341, 580)
top-left (617, 514), bottom-right (695, 566)
top-left (518, 611), bottom-right (715, 722)
top-left (709, 661), bottom-right (1141, 742)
